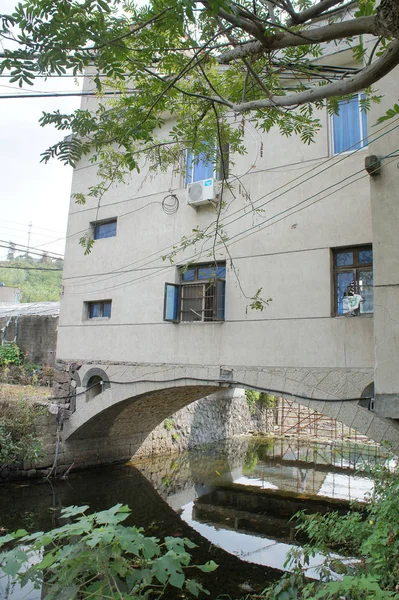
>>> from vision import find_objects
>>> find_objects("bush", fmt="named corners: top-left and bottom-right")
top-left (259, 462), bottom-right (399, 599)
top-left (245, 389), bottom-right (277, 414)
top-left (0, 399), bottom-right (45, 464)
top-left (0, 504), bottom-right (218, 599)
top-left (0, 363), bottom-right (54, 386)
top-left (0, 343), bottom-right (23, 366)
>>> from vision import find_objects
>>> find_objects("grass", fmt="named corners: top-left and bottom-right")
top-left (0, 383), bottom-right (52, 405)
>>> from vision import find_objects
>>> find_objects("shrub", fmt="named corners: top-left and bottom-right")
top-left (259, 462), bottom-right (399, 599)
top-left (0, 399), bottom-right (45, 464)
top-left (245, 389), bottom-right (277, 413)
top-left (0, 343), bottom-right (23, 366)
top-left (0, 504), bottom-right (218, 599)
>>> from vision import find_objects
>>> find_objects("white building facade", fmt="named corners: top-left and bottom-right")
top-left (57, 47), bottom-right (399, 423)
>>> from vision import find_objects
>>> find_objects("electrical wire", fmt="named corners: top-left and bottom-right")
top-left (47, 375), bottom-right (372, 404)
top-left (62, 150), bottom-right (399, 296)
top-left (0, 265), bottom-right (62, 271)
top-left (60, 117), bottom-right (399, 291)
top-left (0, 240), bottom-right (64, 259)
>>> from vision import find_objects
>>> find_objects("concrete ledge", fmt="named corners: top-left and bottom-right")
top-left (374, 394), bottom-right (399, 419)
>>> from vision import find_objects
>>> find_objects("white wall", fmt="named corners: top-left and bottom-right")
top-left (58, 93), bottom-right (375, 378)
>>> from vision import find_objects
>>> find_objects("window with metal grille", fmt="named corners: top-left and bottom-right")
top-left (333, 246), bottom-right (373, 316)
top-left (164, 263), bottom-right (226, 322)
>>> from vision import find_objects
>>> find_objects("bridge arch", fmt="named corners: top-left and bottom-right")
top-left (60, 362), bottom-right (399, 467)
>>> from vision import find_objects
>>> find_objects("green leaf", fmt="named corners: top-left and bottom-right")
top-left (61, 505), bottom-right (89, 519)
top-left (196, 560), bottom-right (218, 573)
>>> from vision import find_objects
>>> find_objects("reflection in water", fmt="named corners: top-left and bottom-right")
top-left (133, 437), bottom-right (386, 576)
top-left (0, 437), bottom-right (387, 597)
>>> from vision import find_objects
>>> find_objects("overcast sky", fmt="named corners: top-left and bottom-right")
top-left (1, 0), bottom-right (80, 260)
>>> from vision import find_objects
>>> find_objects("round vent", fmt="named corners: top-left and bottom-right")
top-left (188, 182), bottom-right (203, 203)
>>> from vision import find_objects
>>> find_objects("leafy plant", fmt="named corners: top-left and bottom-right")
top-left (0, 343), bottom-right (23, 366)
top-left (245, 390), bottom-right (276, 414)
top-left (0, 504), bottom-right (218, 599)
top-left (163, 418), bottom-right (174, 431)
top-left (171, 432), bottom-right (180, 442)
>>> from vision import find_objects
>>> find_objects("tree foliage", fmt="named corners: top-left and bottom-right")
top-left (1, 0), bottom-right (398, 200)
top-left (0, 256), bottom-right (63, 302)
top-left (0, 503), bottom-right (217, 599)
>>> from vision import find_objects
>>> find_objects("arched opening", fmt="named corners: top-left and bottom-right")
top-left (86, 375), bottom-right (103, 401)
top-left (82, 367), bottom-right (111, 403)
top-left (359, 382), bottom-right (374, 410)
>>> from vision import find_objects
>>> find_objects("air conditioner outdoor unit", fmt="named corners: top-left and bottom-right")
top-left (187, 178), bottom-right (217, 206)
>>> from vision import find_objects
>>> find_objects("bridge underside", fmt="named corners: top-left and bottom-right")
top-left (57, 362), bottom-right (399, 468)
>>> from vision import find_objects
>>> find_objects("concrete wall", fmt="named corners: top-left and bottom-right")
top-left (58, 101), bottom-right (374, 374)
top-left (368, 70), bottom-right (399, 417)
top-left (0, 314), bottom-right (58, 366)
top-left (0, 287), bottom-right (20, 303)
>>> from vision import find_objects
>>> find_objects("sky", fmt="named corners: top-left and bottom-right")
top-left (0, 0), bottom-right (81, 260)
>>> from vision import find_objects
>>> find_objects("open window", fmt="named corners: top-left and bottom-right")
top-left (333, 246), bottom-right (373, 315)
top-left (164, 263), bottom-right (226, 323)
top-left (186, 144), bottom-right (229, 185)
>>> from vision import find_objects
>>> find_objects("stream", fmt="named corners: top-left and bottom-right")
top-left (0, 436), bottom-right (387, 599)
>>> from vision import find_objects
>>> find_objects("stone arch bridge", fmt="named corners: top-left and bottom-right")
top-left (56, 362), bottom-right (399, 468)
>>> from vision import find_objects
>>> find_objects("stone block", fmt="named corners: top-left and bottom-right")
top-left (336, 402), bottom-right (357, 428)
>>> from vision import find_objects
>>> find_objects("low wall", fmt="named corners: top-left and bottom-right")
top-left (0, 314), bottom-right (58, 366)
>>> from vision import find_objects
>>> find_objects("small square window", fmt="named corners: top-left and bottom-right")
top-left (93, 219), bottom-right (117, 240)
top-left (87, 300), bottom-right (112, 319)
top-left (331, 94), bottom-right (368, 155)
top-left (333, 246), bottom-right (373, 315)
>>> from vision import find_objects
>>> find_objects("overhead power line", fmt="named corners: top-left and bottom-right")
top-left (61, 119), bottom-right (399, 292)
top-left (0, 265), bottom-right (63, 271)
top-left (0, 241), bottom-right (64, 260)
top-left (63, 150), bottom-right (399, 297)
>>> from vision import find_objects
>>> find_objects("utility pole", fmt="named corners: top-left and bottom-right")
top-left (27, 221), bottom-right (32, 257)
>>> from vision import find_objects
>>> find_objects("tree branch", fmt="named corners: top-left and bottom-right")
top-left (218, 16), bottom-right (376, 63)
top-left (287, 0), bottom-right (347, 26)
top-left (229, 40), bottom-right (399, 112)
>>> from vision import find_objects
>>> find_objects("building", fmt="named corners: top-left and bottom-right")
top-left (56, 39), bottom-right (399, 426)
top-left (0, 285), bottom-right (20, 304)
top-left (0, 302), bottom-right (59, 366)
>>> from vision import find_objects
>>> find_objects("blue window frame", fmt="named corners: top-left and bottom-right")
top-left (88, 300), bottom-right (112, 319)
top-left (333, 246), bottom-right (373, 316)
top-left (186, 145), bottom-right (229, 184)
top-left (164, 263), bottom-right (226, 322)
top-left (94, 219), bottom-right (117, 240)
top-left (331, 94), bottom-right (368, 155)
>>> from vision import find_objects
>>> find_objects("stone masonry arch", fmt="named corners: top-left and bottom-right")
top-left (59, 362), bottom-right (399, 468)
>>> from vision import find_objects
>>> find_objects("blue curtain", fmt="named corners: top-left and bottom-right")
top-left (333, 97), bottom-right (361, 154)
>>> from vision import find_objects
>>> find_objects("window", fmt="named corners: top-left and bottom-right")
top-left (87, 300), bottom-right (112, 319)
top-left (331, 94), bottom-right (368, 155)
top-left (164, 263), bottom-right (226, 322)
top-left (186, 145), bottom-right (228, 184)
top-left (93, 219), bottom-right (117, 240)
top-left (333, 246), bottom-right (373, 316)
